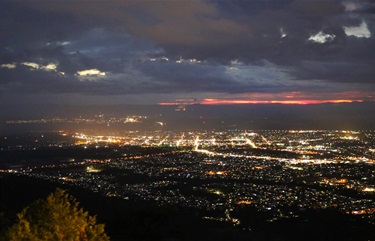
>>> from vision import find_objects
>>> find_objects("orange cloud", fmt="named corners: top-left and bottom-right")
top-left (200, 99), bottom-right (363, 105)
top-left (159, 98), bottom-right (364, 105)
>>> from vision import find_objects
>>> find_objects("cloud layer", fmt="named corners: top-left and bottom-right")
top-left (0, 0), bottom-right (374, 105)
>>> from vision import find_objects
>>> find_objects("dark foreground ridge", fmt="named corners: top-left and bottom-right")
top-left (1, 175), bottom-right (374, 241)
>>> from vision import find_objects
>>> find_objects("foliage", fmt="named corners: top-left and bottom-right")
top-left (4, 188), bottom-right (109, 241)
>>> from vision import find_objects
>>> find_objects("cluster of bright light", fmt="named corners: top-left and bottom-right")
top-left (363, 187), bottom-right (375, 192)
top-left (124, 116), bottom-right (147, 123)
top-left (86, 166), bottom-right (101, 173)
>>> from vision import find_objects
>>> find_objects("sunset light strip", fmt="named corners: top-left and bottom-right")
top-left (159, 99), bottom-right (363, 105)
top-left (200, 99), bottom-right (363, 105)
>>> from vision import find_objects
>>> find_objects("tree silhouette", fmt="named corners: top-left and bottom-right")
top-left (4, 188), bottom-right (109, 241)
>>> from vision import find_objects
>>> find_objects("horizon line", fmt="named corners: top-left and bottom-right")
top-left (159, 99), bottom-right (365, 106)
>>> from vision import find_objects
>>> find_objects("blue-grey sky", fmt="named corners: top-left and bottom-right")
top-left (0, 0), bottom-right (374, 107)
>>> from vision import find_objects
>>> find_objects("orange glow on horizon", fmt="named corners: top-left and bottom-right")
top-left (159, 99), bottom-right (364, 105)
top-left (201, 99), bottom-right (363, 105)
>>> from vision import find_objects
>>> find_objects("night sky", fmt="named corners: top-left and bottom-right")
top-left (0, 0), bottom-right (374, 123)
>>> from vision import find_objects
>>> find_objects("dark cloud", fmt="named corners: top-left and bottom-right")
top-left (0, 0), bottom-right (374, 105)
top-left (296, 60), bottom-right (375, 85)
